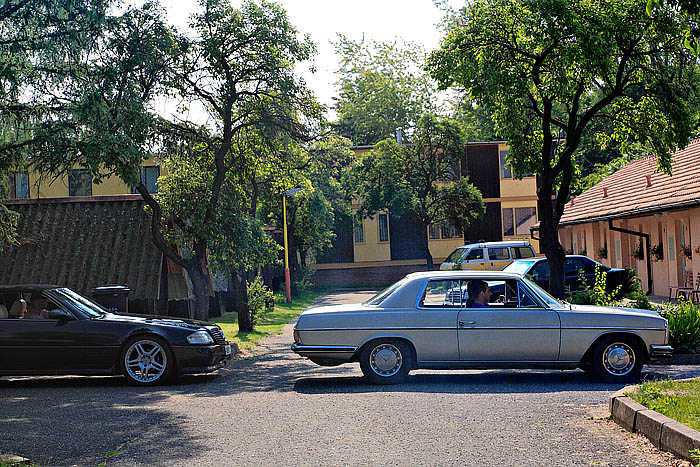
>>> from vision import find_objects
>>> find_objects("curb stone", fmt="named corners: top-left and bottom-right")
top-left (0, 452), bottom-right (31, 464)
top-left (609, 382), bottom-right (700, 462)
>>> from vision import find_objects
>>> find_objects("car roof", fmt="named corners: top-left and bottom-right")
top-left (405, 270), bottom-right (525, 280)
top-left (0, 284), bottom-right (60, 293)
top-left (455, 241), bottom-right (533, 249)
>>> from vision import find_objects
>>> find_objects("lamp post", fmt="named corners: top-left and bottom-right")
top-left (283, 188), bottom-right (302, 302)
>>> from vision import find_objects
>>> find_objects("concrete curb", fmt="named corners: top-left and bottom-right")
top-left (609, 383), bottom-right (700, 462)
top-left (0, 452), bottom-right (31, 464)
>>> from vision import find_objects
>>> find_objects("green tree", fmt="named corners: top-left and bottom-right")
top-left (345, 114), bottom-right (485, 270)
top-left (143, 0), bottom-right (322, 325)
top-left (333, 36), bottom-right (438, 145)
top-left (429, 0), bottom-right (700, 297)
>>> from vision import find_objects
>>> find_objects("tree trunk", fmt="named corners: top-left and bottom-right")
top-left (419, 222), bottom-right (435, 270)
top-left (187, 262), bottom-right (211, 321)
top-left (231, 268), bottom-right (252, 332)
top-left (537, 171), bottom-right (567, 299)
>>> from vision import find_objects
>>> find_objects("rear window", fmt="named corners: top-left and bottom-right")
top-left (504, 261), bottom-right (534, 276)
top-left (511, 246), bottom-right (535, 259)
top-left (364, 278), bottom-right (408, 306)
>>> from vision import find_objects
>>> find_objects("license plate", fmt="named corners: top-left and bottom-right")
top-left (224, 344), bottom-right (231, 356)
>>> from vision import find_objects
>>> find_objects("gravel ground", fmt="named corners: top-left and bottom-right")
top-left (1, 290), bottom-right (698, 467)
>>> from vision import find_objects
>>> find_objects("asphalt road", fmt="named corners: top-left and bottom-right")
top-left (1, 290), bottom-right (699, 466)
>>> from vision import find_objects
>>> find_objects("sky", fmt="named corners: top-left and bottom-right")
top-left (159, 0), bottom-right (462, 120)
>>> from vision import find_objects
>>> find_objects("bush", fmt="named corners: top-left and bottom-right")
top-left (567, 266), bottom-right (621, 306)
top-left (658, 299), bottom-right (700, 354)
top-left (247, 275), bottom-right (274, 327)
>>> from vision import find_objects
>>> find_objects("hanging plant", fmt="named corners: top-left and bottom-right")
top-left (597, 246), bottom-right (608, 259)
top-left (651, 243), bottom-right (664, 262)
top-left (680, 243), bottom-right (692, 259)
top-left (632, 241), bottom-right (644, 260)
top-left (695, 245), bottom-right (700, 256)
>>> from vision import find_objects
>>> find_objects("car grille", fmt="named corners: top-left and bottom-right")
top-left (207, 326), bottom-right (227, 345)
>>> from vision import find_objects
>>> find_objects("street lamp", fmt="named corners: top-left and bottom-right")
top-left (283, 188), bottom-right (303, 302)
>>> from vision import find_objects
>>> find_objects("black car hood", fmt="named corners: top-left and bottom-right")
top-left (96, 313), bottom-right (211, 331)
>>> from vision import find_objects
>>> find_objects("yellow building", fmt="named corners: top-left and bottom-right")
top-left (7, 158), bottom-right (162, 199)
top-left (310, 141), bottom-right (541, 286)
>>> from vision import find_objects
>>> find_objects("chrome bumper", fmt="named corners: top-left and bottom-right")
top-left (291, 343), bottom-right (357, 354)
top-left (649, 344), bottom-right (673, 361)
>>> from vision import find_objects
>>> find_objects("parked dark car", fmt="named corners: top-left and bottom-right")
top-left (503, 255), bottom-right (631, 296)
top-left (0, 285), bottom-right (232, 385)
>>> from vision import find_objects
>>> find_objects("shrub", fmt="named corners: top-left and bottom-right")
top-left (658, 299), bottom-right (700, 354)
top-left (247, 275), bottom-right (274, 327)
top-left (568, 266), bottom-right (621, 306)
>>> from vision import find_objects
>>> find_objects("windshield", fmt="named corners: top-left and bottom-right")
top-left (520, 276), bottom-right (567, 309)
top-left (53, 288), bottom-right (108, 318)
top-left (445, 248), bottom-right (466, 263)
top-left (504, 260), bottom-right (535, 276)
top-left (364, 278), bottom-right (408, 306)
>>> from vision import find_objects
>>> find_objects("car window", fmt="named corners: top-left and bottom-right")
top-left (487, 247), bottom-right (510, 260)
top-left (52, 288), bottom-right (106, 317)
top-left (531, 261), bottom-right (549, 279)
top-left (445, 248), bottom-right (466, 263)
top-left (365, 278), bottom-right (409, 306)
top-left (421, 280), bottom-right (463, 307)
top-left (465, 248), bottom-right (484, 260)
top-left (565, 258), bottom-right (585, 275)
top-left (503, 260), bottom-right (534, 276)
top-left (511, 246), bottom-right (535, 259)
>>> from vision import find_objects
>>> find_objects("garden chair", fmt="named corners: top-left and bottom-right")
top-left (669, 269), bottom-right (693, 300)
top-left (690, 273), bottom-right (700, 305)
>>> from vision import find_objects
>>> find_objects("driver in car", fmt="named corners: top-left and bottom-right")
top-left (465, 280), bottom-right (491, 308)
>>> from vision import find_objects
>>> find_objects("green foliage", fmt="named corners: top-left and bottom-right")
top-left (0, 204), bottom-right (19, 251)
top-left (568, 266), bottom-right (622, 306)
top-left (332, 36), bottom-right (439, 145)
top-left (658, 299), bottom-right (700, 353)
top-left (632, 242), bottom-right (644, 260)
top-left (246, 275), bottom-right (274, 327)
top-left (651, 243), bottom-right (664, 262)
top-left (597, 246), bottom-right (608, 260)
top-left (428, 0), bottom-right (700, 297)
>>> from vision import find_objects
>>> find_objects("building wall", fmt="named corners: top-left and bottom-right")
top-left (559, 207), bottom-right (700, 295)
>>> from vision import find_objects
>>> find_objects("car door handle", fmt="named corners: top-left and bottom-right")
top-left (459, 320), bottom-right (476, 327)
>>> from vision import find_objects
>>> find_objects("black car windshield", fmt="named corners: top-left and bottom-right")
top-left (504, 260), bottom-right (536, 276)
top-left (364, 278), bottom-right (409, 306)
top-left (53, 288), bottom-right (107, 318)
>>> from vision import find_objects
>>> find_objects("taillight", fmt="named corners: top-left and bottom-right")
top-left (293, 329), bottom-right (300, 343)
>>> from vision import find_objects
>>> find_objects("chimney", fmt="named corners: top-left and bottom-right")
top-left (646, 175), bottom-right (652, 187)
top-left (603, 187), bottom-right (608, 198)
top-left (570, 196), bottom-right (575, 206)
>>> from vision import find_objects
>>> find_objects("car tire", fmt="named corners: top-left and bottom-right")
top-left (590, 336), bottom-right (644, 383)
top-left (121, 336), bottom-right (174, 386)
top-left (359, 339), bottom-right (412, 385)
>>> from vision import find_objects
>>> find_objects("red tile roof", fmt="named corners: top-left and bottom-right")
top-left (560, 138), bottom-right (700, 225)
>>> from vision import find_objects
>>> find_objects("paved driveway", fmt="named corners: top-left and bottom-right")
top-left (1, 290), bottom-right (698, 466)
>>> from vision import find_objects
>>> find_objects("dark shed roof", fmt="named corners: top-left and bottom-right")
top-left (0, 196), bottom-right (162, 300)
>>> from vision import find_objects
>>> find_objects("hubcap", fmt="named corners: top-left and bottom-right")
top-left (369, 343), bottom-right (402, 377)
top-left (602, 342), bottom-right (635, 376)
top-left (124, 340), bottom-right (167, 383)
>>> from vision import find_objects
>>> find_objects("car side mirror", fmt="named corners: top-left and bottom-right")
top-left (48, 309), bottom-right (73, 321)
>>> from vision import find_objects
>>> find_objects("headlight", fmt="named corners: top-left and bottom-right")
top-left (187, 330), bottom-right (214, 345)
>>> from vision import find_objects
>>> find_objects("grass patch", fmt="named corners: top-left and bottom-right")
top-left (626, 378), bottom-right (700, 431)
top-left (213, 288), bottom-right (323, 351)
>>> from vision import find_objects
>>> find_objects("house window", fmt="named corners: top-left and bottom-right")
top-left (68, 169), bottom-right (92, 196)
top-left (8, 172), bottom-right (29, 199)
top-left (514, 207), bottom-right (537, 235)
top-left (429, 224), bottom-right (441, 240)
top-left (378, 213), bottom-right (389, 242)
top-left (500, 150), bottom-right (512, 179)
top-left (440, 222), bottom-right (461, 239)
top-left (131, 166), bottom-right (160, 194)
top-left (502, 208), bottom-right (514, 236)
top-left (353, 217), bottom-right (364, 244)
top-left (668, 235), bottom-right (675, 261)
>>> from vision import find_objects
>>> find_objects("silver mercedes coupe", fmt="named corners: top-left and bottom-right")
top-left (291, 271), bottom-right (672, 384)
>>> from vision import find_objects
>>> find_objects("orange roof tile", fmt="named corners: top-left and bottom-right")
top-left (560, 138), bottom-right (700, 225)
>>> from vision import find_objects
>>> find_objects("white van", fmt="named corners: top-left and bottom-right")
top-left (439, 241), bottom-right (536, 271)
